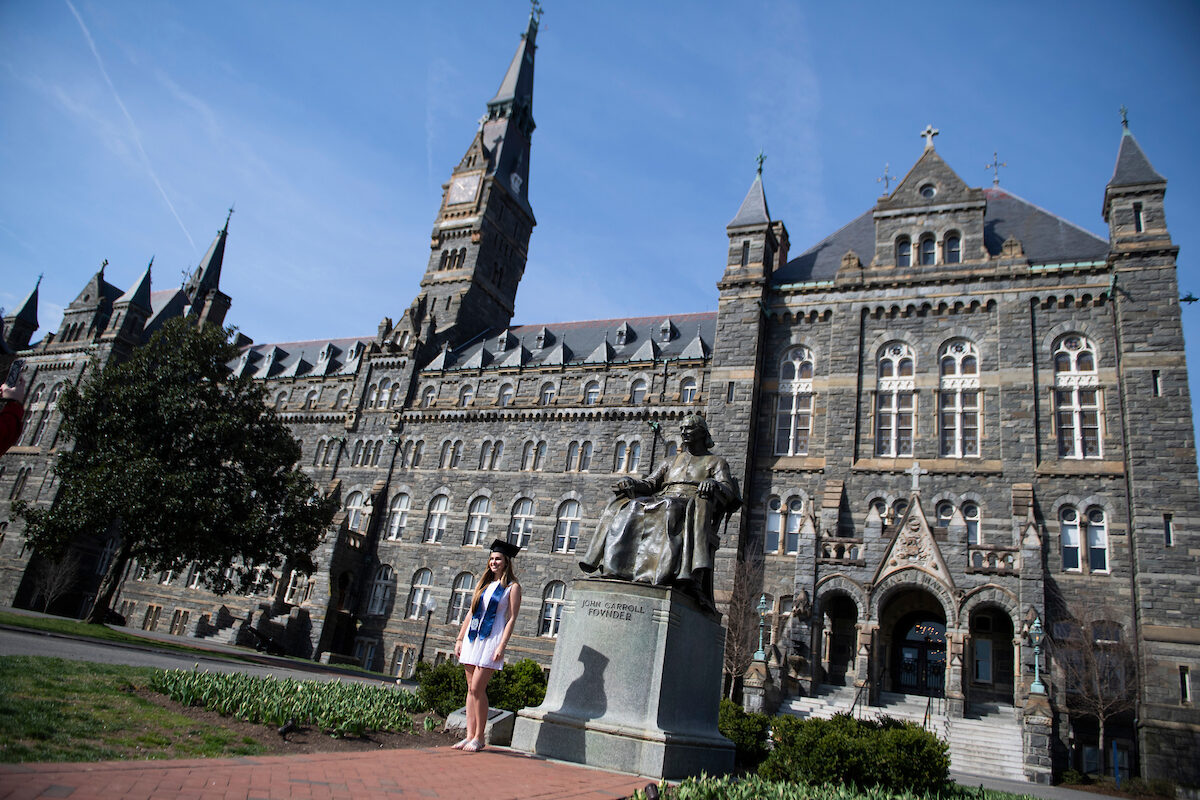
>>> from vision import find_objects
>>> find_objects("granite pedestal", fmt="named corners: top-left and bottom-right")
top-left (511, 578), bottom-right (734, 780)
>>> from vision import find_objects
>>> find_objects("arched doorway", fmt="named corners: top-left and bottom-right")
top-left (821, 594), bottom-right (858, 686)
top-left (878, 588), bottom-right (947, 697)
top-left (968, 605), bottom-right (1016, 705)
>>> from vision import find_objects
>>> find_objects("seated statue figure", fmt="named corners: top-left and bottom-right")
top-left (579, 414), bottom-right (740, 612)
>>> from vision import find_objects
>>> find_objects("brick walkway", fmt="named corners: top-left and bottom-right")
top-left (0, 747), bottom-right (655, 800)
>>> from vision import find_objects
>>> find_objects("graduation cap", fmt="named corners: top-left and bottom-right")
top-left (490, 539), bottom-right (521, 558)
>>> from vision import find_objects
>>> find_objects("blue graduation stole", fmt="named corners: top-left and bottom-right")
top-left (467, 582), bottom-right (507, 642)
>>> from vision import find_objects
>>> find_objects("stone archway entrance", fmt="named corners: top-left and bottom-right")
top-left (878, 588), bottom-right (947, 697)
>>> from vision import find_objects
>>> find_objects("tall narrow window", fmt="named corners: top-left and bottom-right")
top-left (1181, 666), bottom-right (1192, 704)
top-left (1054, 335), bottom-right (1102, 459)
top-left (387, 493), bottom-right (410, 540)
top-left (522, 442), bottom-right (536, 470)
top-left (407, 569), bottom-right (432, 619)
top-left (765, 497), bottom-right (782, 553)
top-left (876, 343), bottom-right (915, 457)
top-left (1152, 370), bottom-right (1162, 397)
top-left (680, 378), bottom-right (697, 403)
top-left (554, 500), bottom-right (582, 553)
top-left (1061, 506), bottom-right (1081, 571)
top-left (1086, 507), bottom-right (1108, 572)
top-left (449, 572), bottom-right (474, 624)
top-left (1164, 513), bottom-right (1175, 547)
top-left (896, 237), bottom-right (912, 267)
top-left (411, 441), bottom-right (425, 468)
top-left (420, 386), bottom-right (436, 408)
top-left (540, 582), bottom-right (566, 637)
top-left (584, 381), bottom-right (600, 405)
top-left (567, 442), bottom-right (580, 471)
top-left (944, 233), bottom-right (961, 264)
top-left (509, 498), bottom-right (535, 547)
top-left (630, 379), bottom-right (647, 404)
top-left (919, 235), bottom-right (936, 265)
top-left (459, 385), bottom-right (474, 406)
top-left (1133, 202), bottom-right (1144, 233)
top-left (974, 638), bottom-right (993, 682)
top-left (740, 241), bottom-right (750, 268)
top-left (627, 442), bottom-right (641, 473)
top-left (578, 441), bottom-right (593, 471)
top-left (533, 442), bottom-right (547, 470)
top-left (498, 383), bottom-right (514, 407)
top-left (463, 496), bottom-right (490, 546)
top-left (345, 492), bottom-right (366, 532)
top-left (539, 383), bottom-right (556, 405)
top-left (939, 340), bottom-right (981, 458)
top-left (423, 495), bottom-right (449, 543)
top-left (775, 346), bottom-right (814, 456)
top-left (784, 498), bottom-right (804, 554)
top-left (726, 381), bottom-right (735, 403)
top-left (367, 565), bottom-right (395, 615)
top-left (964, 502), bottom-right (981, 544)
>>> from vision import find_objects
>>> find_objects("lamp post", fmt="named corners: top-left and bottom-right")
top-left (417, 596), bottom-right (437, 664)
top-left (1029, 616), bottom-right (1046, 695)
top-left (754, 593), bottom-right (769, 661)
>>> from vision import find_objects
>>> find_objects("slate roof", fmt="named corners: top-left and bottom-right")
top-left (233, 336), bottom-right (370, 380)
top-left (774, 187), bottom-right (1110, 284)
top-left (1109, 129), bottom-right (1166, 187)
top-left (145, 288), bottom-right (191, 338)
top-left (728, 173), bottom-right (771, 228)
top-left (422, 311), bottom-right (716, 373)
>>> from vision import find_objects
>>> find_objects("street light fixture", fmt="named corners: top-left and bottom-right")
top-left (1029, 616), bottom-right (1047, 695)
top-left (417, 596), bottom-right (437, 664)
top-left (754, 593), bottom-right (769, 661)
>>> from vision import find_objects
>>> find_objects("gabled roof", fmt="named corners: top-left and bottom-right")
top-left (1109, 128), bottom-right (1166, 188)
top-left (143, 289), bottom-right (190, 338)
top-left (116, 260), bottom-right (153, 311)
top-left (775, 187), bottom-right (1109, 284)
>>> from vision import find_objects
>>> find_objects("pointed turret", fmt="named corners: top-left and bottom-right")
top-left (728, 168), bottom-right (770, 228)
top-left (3, 275), bottom-right (40, 351)
top-left (186, 211), bottom-right (233, 329)
top-left (103, 258), bottom-right (153, 348)
top-left (723, 159), bottom-right (787, 283)
top-left (487, 5), bottom-right (539, 138)
top-left (1103, 112), bottom-right (1171, 247)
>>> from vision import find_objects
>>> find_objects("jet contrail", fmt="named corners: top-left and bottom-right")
top-left (65, 0), bottom-right (197, 254)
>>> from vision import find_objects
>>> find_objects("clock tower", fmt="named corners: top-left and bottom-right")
top-left (407, 4), bottom-right (540, 351)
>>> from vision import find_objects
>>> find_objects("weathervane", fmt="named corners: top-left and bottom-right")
top-left (985, 152), bottom-right (1007, 186)
top-left (1120, 105), bottom-right (1129, 129)
top-left (530, 0), bottom-right (543, 24)
top-left (756, 151), bottom-right (766, 176)
top-left (877, 163), bottom-right (896, 192)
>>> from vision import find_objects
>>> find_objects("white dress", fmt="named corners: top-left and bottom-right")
top-left (458, 581), bottom-right (511, 670)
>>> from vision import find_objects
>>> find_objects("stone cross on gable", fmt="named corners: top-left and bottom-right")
top-left (921, 125), bottom-right (939, 150)
top-left (756, 151), bottom-right (766, 175)
top-left (906, 460), bottom-right (928, 492)
top-left (985, 152), bottom-right (1007, 186)
top-left (877, 162), bottom-right (895, 191)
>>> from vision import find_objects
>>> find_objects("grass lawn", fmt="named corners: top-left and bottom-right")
top-left (0, 656), bottom-right (264, 762)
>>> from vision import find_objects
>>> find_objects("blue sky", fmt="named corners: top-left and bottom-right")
top-left (3, 1), bottom-right (1200, 436)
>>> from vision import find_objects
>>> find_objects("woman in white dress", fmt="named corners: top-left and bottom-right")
top-left (453, 538), bottom-right (522, 752)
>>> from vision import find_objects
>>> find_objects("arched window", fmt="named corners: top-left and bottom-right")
top-left (380, 379), bottom-right (394, 408)
top-left (554, 500), bottom-right (582, 553)
top-left (892, 498), bottom-right (909, 522)
top-left (540, 582), bottom-right (566, 637)
top-left (765, 497), bottom-right (782, 553)
top-left (420, 386), bottom-right (436, 408)
top-left (578, 441), bottom-right (593, 471)
top-left (367, 384), bottom-right (379, 408)
top-left (303, 390), bottom-right (318, 410)
top-left (371, 440), bottom-right (384, 467)
top-left (30, 384), bottom-right (46, 405)
top-left (944, 233), bottom-right (961, 264)
top-left (876, 343), bottom-right (915, 457)
top-left (1086, 506), bottom-right (1108, 572)
top-left (896, 236), bottom-right (912, 267)
top-left (47, 383), bottom-right (63, 407)
top-left (919, 235), bottom-right (936, 265)
top-left (784, 498), bottom-right (804, 554)
top-left (521, 441), bottom-right (536, 470)
top-left (775, 346), bottom-right (815, 456)
top-left (1060, 506), bottom-right (1081, 571)
top-left (539, 382), bottom-right (556, 405)
top-left (351, 440), bottom-right (365, 465)
top-left (449, 572), bottom-right (474, 624)
top-left (487, 440), bottom-right (503, 470)
top-left (630, 378), bottom-right (647, 404)
top-left (1054, 335), bottom-right (1102, 459)
top-left (1060, 505), bottom-right (1106, 573)
top-left (509, 498), bottom-right (535, 547)
top-left (411, 441), bottom-right (425, 468)
top-left (964, 502), bottom-right (981, 544)
top-left (367, 565), bottom-right (395, 615)
top-left (567, 442), bottom-right (579, 471)
top-left (345, 491), bottom-right (366, 531)
top-left (313, 439), bottom-right (326, 466)
top-left (534, 441), bottom-right (547, 471)
top-left (407, 569), bottom-right (432, 619)
top-left (335, 389), bottom-right (349, 409)
top-left (423, 495), bottom-right (449, 543)
top-left (323, 439), bottom-right (337, 466)
top-left (584, 381), bottom-right (600, 405)
top-left (450, 440), bottom-right (463, 468)
top-left (459, 385), bottom-right (474, 407)
top-left (680, 377), bottom-right (698, 403)
top-left (275, 391), bottom-right (288, 410)
top-left (498, 383), bottom-right (514, 407)
top-left (387, 493), bottom-right (410, 540)
top-left (627, 441), bottom-right (641, 473)
top-left (935, 501), bottom-right (954, 529)
top-left (463, 496), bottom-right (491, 546)
top-left (938, 340), bottom-right (981, 458)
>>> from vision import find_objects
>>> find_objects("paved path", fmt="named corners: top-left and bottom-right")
top-left (0, 746), bottom-right (654, 800)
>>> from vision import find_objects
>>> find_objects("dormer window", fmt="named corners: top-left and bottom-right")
top-left (535, 327), bottom-right (551, 349)
top-left (919, 235), bottom-right (936, 266)
top-left (496, 330), bottom-right (510, 352)
top-left (896, 237), bottom-right (912, 267)
top-left (919, 183), bottom-right (936, 199)
top-left (659, 319), bottom-right (674, 343)
top-left (615, 323), bottom-right (631, 346)
top-left (944, 233), bottom-right (961, 264)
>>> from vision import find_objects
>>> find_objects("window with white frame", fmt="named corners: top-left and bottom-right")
top-left (367, 565), bottom-right (395, 615)
top-left (876, 343), bottom-right (915, 457)
top-left (424, 495), bottom-right (449, 543)
top-left (919, 235), bottom-right (936, 265)
top-left (775, 346), bottom-right (814, 456)
top-left (783, 498), bottom-right (803, 553)
top-left (387, 493), bottom-right (410, 540)
top-left (765, 496), bottom-right (803, 554)
top-left (944, 232), bottom-right (961, 264)
top-left (964, 502), bottom-right (981, 544)
top-left (896, 236), bottom-right (912, 267)
top-left (463, 496), bottom-right (491, 546)
top-left (554, 500), bottom-right (582, 553)
top-left (479, 440), bottom-right (503, 470)
top-left (1054, 335), bottom-right (1102, 459)
top-left (539, 382), bottom-right (556, 405)
top-left (508, 498), bottom-right (535, 547)
top-left (314, 439), bottom-right (326, 466)
top-left (765, 497), bottom-right (782, 553)
top-left (680, 377), bottom-right (698, 403)
top-left (411, 441), bottom-right (425, 467)
top-left (345, 491), bottom-right (367, 532)
top-left (406, 569), bottom-right (432, 618)
top-left (420, 386), bottom-right (436, 408)
top-left (578, 441), bottom-right (593, 471)
top-left (540, 581), bottom-right (566, 637)
top-left (533, 441), bottom-right (546, 470)
top-left (1086, 507), bottom-right (1108, 572)
top-left (449, 572), bottom-right (474, 624)
top-left (584, 381), bottom-right (600, 405)
top-left (938, 340), bottom-right (980, 458)
top-left (459, 385), bottom-right (474, 406)
top-left (285, 570), bottom-right (306, 604)
top-left (630, 378), bottom-right (647, 404)
top-left (498, 383), bottom-right (514, 407)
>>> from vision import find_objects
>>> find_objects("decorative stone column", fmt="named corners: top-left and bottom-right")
top-left (1022, 690), bottom-right (1054, 784)
top-left (945, 630), bottom-right (966, 716)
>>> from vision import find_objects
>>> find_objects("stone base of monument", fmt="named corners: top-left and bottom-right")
top-left (511, 578), bottom-right (734, 780)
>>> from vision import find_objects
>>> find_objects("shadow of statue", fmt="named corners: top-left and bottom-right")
top-left (537, 645), bottom-right (608, 760)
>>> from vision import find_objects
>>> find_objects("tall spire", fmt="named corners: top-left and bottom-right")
top-left (14, 274), bottom-right (40, 327)
top-left (117, 257), bottom-right (154, 311)
top-left (488, 1), bottom-right (540, 135)
top-left (185, 209), bottom-right (231, 303)
top-left (1108, 112), bottom-right (1165, 189)
top-left (728, 161), bottom-right (771, 228)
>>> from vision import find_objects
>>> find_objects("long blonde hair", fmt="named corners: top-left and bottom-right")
top-left (467, 553), bottom-right (517, 617)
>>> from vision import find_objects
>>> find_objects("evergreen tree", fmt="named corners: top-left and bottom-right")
top-left (13, 317), bottom-right (337, 623)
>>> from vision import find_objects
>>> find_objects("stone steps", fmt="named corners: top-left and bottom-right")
top-left (779, 690), bottom-right (1024, 780)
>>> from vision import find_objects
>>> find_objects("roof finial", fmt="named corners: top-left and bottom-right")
top-left (1120, 105), bottom-right (1129, 129)
top-left (223, 204), bottom-right (234, 233)
top-left (756, 150), bottom-right (766, 176)
top-left (985, 151), bottom-right (1007, 186)
top-left (877, 162), bottom-right (895, 192)
top-left (529, 0), bottom-right (543, 26)
top-left (920, 124), bottom-right (939, 150)
top-left (147, 255), bottom-right (154, 270)
top-left (99, 258), bottom-right (108, 278)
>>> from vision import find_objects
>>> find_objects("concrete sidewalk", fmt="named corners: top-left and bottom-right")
top-left (0, 746), bottom-right (656, 800)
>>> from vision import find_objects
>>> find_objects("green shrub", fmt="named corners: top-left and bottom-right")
top-left (758, 712), bottom-right (950, 795)
top-left (487, 659), bottom-right (547, 712)
top-left (717, 699), bottom-right (772, 771)
top-left (414, 660), bottom-right (467, 717)
top-left (1060, 768), bottom-right (1087, 785)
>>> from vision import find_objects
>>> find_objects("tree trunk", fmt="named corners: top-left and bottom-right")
top-left (85, 543), bottom-right (131, 624)
top-left (1098, 717), bottom-right (1108, 778)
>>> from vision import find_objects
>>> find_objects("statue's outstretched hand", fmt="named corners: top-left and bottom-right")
top-left (698, 479), bottom-right (718, 499)
top-left (613, 477), bottom-right (637, 498)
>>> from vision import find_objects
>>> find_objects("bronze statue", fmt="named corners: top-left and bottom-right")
top-left (579, 414), bottom-right (740, 612)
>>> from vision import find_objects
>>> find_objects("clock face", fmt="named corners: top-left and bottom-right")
top-left (447, 173), bottom-right (480, 205)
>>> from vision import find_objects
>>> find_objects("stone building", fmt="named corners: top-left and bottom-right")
top-left (2, 8), bottom-right (1197, 785)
